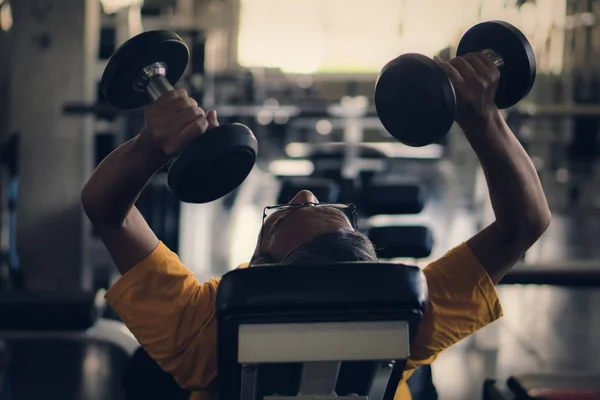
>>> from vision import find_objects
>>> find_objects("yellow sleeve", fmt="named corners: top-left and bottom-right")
top-left (105, 242), bottom-right (220, 391)
top-left (402, 242), bottom-right (503, 376)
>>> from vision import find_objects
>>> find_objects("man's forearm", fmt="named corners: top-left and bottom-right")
top-left (81, 132), bottom-right (168, 228)
top-left (462, 110), bottom-right (551, 241)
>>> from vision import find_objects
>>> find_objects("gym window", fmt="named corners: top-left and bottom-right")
top-left (237, 0), bottom-right (566, 75)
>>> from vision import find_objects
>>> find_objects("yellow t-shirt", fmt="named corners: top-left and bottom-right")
top-left (106, 242), bottom-right (503, 400)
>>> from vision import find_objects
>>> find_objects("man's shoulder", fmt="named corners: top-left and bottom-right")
top-left (423, 242), bottom-right (491, 286)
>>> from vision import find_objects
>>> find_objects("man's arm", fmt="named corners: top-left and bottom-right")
top-left (399, 53), bottom-right (549, 385)
top-left (463, 110), bottom-right (550, 283)
top-left (438, 53), bottom-right (551, 283)
top-left (81, 89), bottom-right (216, 274)
top-left (81, 134), bottom-right (166, 273)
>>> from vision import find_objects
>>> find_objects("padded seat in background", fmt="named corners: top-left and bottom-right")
top-left (216, 262), bottom-right (428, 400)
top-left (368, 226), bottom-right (434, 260)
top-left (360, 181), bottom-right (426, 216)
top-left (0, 291), bottom-right (138, 400)
top-left (277, 177), bottom-right (340, 204)
top-left (307, 143), bottom-right (391, 182)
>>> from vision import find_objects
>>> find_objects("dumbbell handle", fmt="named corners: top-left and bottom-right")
top-left (482, 49), bottom-right (505, 69)
top-left (147, 75), bottom-right (174, 101)
top-left (135, 62), bottom-right (176, 101)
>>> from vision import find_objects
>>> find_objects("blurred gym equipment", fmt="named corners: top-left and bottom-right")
top-left (501, 261), bottom-right (600, 286)
top-left (102, 30), bottom-right (258, 204)
top-left (276, 173), bottom-right (426, 218)
top-left (483, 375), bottom-right (600, 400)
top-left (0, 291), bottom-right (138, 399)
top-left (216, 262), bottom-right (427, 400)
top-left (507, 374), bottom-right (600, 400)
top-left (277, 177), bottom-right (340, 204)
top-left (307, 143), bottom-right (390, 175)
top-left (360, 180), bottom-right (426, 216)
top-left (367, 226), bottom-right (434, 260)
top-left (0, 291), bottom-right (100, 330)
top-left (375, 20), bottom-right (536, 147)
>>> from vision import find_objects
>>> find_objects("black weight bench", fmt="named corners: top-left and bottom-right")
top-left (216, 262), bottom-right (427, 400)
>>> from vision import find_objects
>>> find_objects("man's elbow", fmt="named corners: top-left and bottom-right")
top-left (81, 185), bottom-right (95, 217)
top-left (503, 207), bottom-right (552, 246)
top-left (527, 207), bottom-right (552, 241)
top-left (81, 184), bottom-right (102, 224)
top-left (81, 184), bottom-right (121, 228)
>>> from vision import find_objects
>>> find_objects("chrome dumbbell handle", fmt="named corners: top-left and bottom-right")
top-left (134, 61), bottom-right (174, 101)
top-left (482, 49), bottom-right (505, 68)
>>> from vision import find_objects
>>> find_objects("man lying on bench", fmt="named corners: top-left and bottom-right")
top-left (81, 52), bottom-right (551, 400)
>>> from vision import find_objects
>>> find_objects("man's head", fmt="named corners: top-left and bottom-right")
top-left (250, 190), bottom-right (377, 265)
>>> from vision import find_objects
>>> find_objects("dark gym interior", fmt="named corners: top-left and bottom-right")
top-left (1, 0), bottom-right (600, 399)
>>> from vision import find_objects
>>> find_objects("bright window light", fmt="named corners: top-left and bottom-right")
top-left (268, 159), bottom-right (314, 176)
top-left (100, 0), bottom-right (143, 14)
top-left (0, 1), bottom-right (12, 32)
top-left (237, 0), bottom-right (566, 74)
top-left (316, 120), bottom-right (333, 135)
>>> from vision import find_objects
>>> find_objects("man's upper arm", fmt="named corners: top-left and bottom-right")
top-left (105, 242), bottom-right (220, 391)
top-left (94, 207), bottom-right (159, 275)
top-left (405, 243), bottom-right (503, 371)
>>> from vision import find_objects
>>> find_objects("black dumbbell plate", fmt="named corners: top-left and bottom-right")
top-left (375, 54), bottom-right (456, 147)
top-left (167, 124), bottom-right (258, 204)
top-left (457, 20), bottom-right (536, 109)
top-left (101, 30), bottom-right (189, 109)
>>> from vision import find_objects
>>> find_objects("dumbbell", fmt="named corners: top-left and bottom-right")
top-left (101, 30), bottom-right (258, 203)
top-left (374, 20), bottom-right (536, 147)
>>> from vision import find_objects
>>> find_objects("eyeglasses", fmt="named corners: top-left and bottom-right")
top-left (259, 202), bottom-right (358, 249)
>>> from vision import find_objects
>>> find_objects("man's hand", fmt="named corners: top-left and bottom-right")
top-left (138, 88), bottom-right (219, 161)
top-left (434, 53), bottom-right (500, 129)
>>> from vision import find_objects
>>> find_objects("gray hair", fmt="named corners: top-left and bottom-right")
top-left (250, 230), bottom-right (378, 265)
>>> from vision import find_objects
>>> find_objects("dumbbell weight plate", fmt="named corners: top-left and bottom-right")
top-left (167, 123), bottom-right (258, 204)
top-left (457, 20), bottom-right (536, 109)
top-left (375, 53), bottom-right (456, 147)
top-left (101, 30), bottom-right (189, 109)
